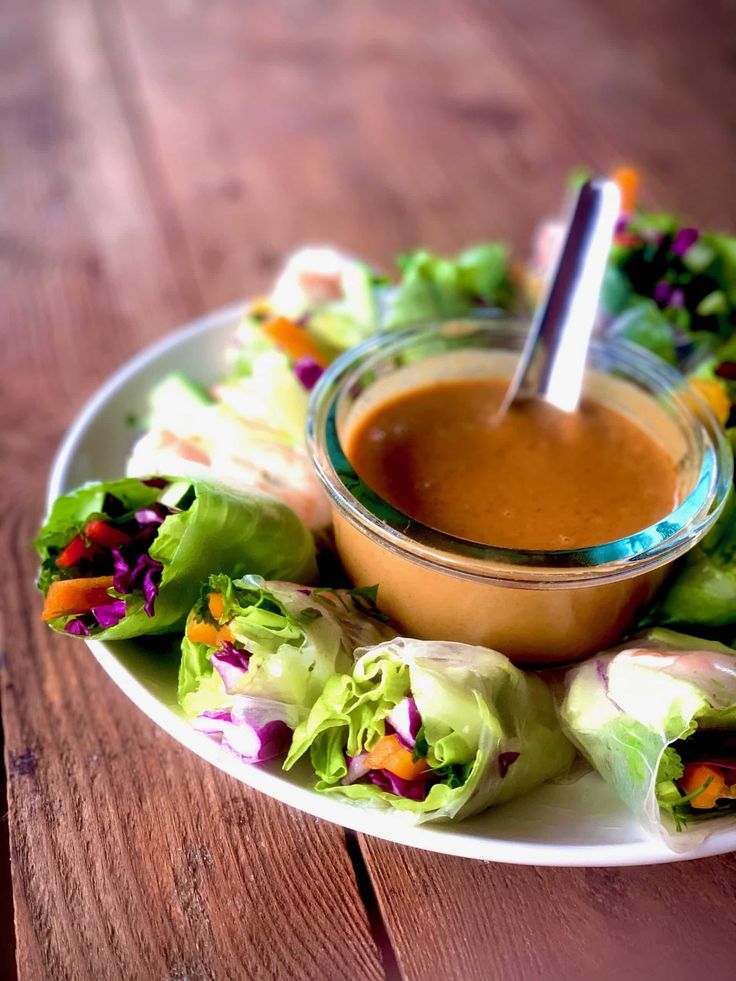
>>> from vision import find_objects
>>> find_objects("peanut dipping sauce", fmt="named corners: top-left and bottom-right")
top-left (345, 377), bottom-right (679, 551)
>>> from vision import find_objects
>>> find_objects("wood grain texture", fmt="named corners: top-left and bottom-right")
top-left (0, 1), bottom-right (381, 978)
top-left (3, 0), bottom-right (736, 978)
top-left (360, 837), bottom-right (736, 981)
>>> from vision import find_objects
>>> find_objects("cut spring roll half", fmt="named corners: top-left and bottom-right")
top-left (284, 638), bottom-right (575, 823)
top-left (558, 628), bottom-right (736, 848)
top-left (179, 575), bottom-right (394, 763)
top-left (35, 478), bottom-right (316, 639)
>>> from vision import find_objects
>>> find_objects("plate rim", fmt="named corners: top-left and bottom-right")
top-left (46, 301), bottom-right (736, 867)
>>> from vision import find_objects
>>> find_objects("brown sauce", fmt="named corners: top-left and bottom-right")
top-left (345, 377), bottom-right (678, 551)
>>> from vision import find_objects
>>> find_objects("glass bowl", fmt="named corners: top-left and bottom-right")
top-left (307, 318), bottom-right (732, 665)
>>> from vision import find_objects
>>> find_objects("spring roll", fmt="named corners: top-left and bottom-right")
top-left (558, 628), bottom-right (736, 848)
top-left (284, 638), bottom-right (575, 823)
top-left (180, 575), bottom-right (394, 762)
top-left (35, 477), bottom-right (316, 639)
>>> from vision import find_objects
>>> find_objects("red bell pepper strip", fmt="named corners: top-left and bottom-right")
top-left (84, 520), bottom-right (131, 549)
top-left (55, 520), bottom-right (131, 569)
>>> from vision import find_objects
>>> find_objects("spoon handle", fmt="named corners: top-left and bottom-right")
top-left (501, 178), bottom-right (621, 414)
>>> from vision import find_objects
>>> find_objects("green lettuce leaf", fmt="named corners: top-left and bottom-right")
top-left (284, 638), bottom-right (575, 823)
top-left (558, 629), bottom-right (736, 846)
top-left (178, 576), bottom-right (393, 718)
top-left (383, 244), bottom-right (514, 329)
top-left (643, 490), bottom-right (736, 631)
top-left (608, 299), bottom-right (678, 364)
top-left (36, 478), bottom-right (317, 639)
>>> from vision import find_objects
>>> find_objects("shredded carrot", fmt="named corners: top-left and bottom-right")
top-left (186, 618), bottom-right (234, 647)
top-left (42, 576), bottom-right (115, 621)
top-left (612, 166), bottom-right (640, 215)
top-left (678, 763), bottom-right (736, 810)
top-left (364, 734), bottom-right (430, 781)
top-left (261, 316), bottom-right (329, 368)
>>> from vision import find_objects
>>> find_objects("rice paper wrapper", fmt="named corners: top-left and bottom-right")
top-left (284, 638), bottom-right (576, 824)
top-left (36, 478), bottom-right (317, 639)
top-left (558, 629), bottom-right (736, 850)
top-left (179, 576), bottom-right (394, 719)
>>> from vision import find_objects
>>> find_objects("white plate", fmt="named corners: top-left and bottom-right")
top-left (49, 303), bottom-right (736, 867)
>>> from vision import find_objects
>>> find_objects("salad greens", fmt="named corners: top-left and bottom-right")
top-left (558, 629), bottom-right (736, 846)
top-left (601, 209), bottom-right (736, 384)
top-left (284, 638), bottom-right (575, 822)
top-left (35, 478), bottom-right (317, 639)
top-left (642, 491), bottom-right (736, 634)
top-left (381, 244), bottom-right (515, 329)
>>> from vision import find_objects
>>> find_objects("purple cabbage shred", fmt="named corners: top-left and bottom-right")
top-left (134, 503), bottom-right (170, 525)
top-left (193, 711), bottom-right (292, 763)
top-left (669, 287), bottom-right (685, 309)
top-left (211, 642), bottom-right (251, 693)
top-left (670, 227), bottom-right (699, 257)
top-left (498, 751), bottom-right (520, 778)
top-left (112, 543), bottom-right (163, 617)
top-left (64, 618), bottom-right (91, 636)
top-left (342, 752), bottom-right (370, 785)
top-left (252, 720), bottom-right (293, 761)
top-left (194, 708), bottom-right (233, 734)
top-left (367, 769), bottom-right (430, 801)
top-left (386, 696), bottom-right (422, 750)
top-left (294, 356), bottom-right (324, 391)
top-left (92, 599), bottom-right (127, 629)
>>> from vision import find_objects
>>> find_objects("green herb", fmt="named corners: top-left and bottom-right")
top-left (412, 725), bottom-right (429, 762)
top-left (432, 762), bottom-right (473, 790)
top-left (658, 746), bottom-right (685, 784)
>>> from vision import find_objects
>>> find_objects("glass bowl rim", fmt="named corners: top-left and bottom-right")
top-left (306, 318), bottom-right (733, 587)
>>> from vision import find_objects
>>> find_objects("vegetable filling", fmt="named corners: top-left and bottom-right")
top-left (41, 481), bottom-right (178, 633)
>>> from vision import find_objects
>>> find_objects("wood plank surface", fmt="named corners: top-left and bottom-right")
top-left (3, 0), bottom-right (736, 978)
top-left (360, 838), bottom-right (736, 981)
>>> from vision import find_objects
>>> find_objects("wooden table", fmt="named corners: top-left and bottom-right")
top-left (4, 1), bottom-right (736, 977)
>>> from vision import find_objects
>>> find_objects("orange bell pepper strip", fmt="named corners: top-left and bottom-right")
top-left (186, 618), bottom-right (234, 648)
top-left (678, 763), bottom-right (736, 809)
top-left (185, 592), bottom-right (234, 646)
top-left (42, 576), bottom-right (115, 621)
top-left (364, 734), bottom-right (430, 781)
top-left (261, 316), bottom-right (329, 368)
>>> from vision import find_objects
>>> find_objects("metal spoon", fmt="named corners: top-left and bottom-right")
top-left (499, 177), bottom-right (621, 415)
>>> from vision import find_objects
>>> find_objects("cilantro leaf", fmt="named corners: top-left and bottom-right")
top-left (658, 746), bottom-right (685, 784)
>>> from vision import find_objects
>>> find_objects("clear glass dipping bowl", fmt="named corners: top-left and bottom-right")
top-left (307, 319), bottom-right (733, 665)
